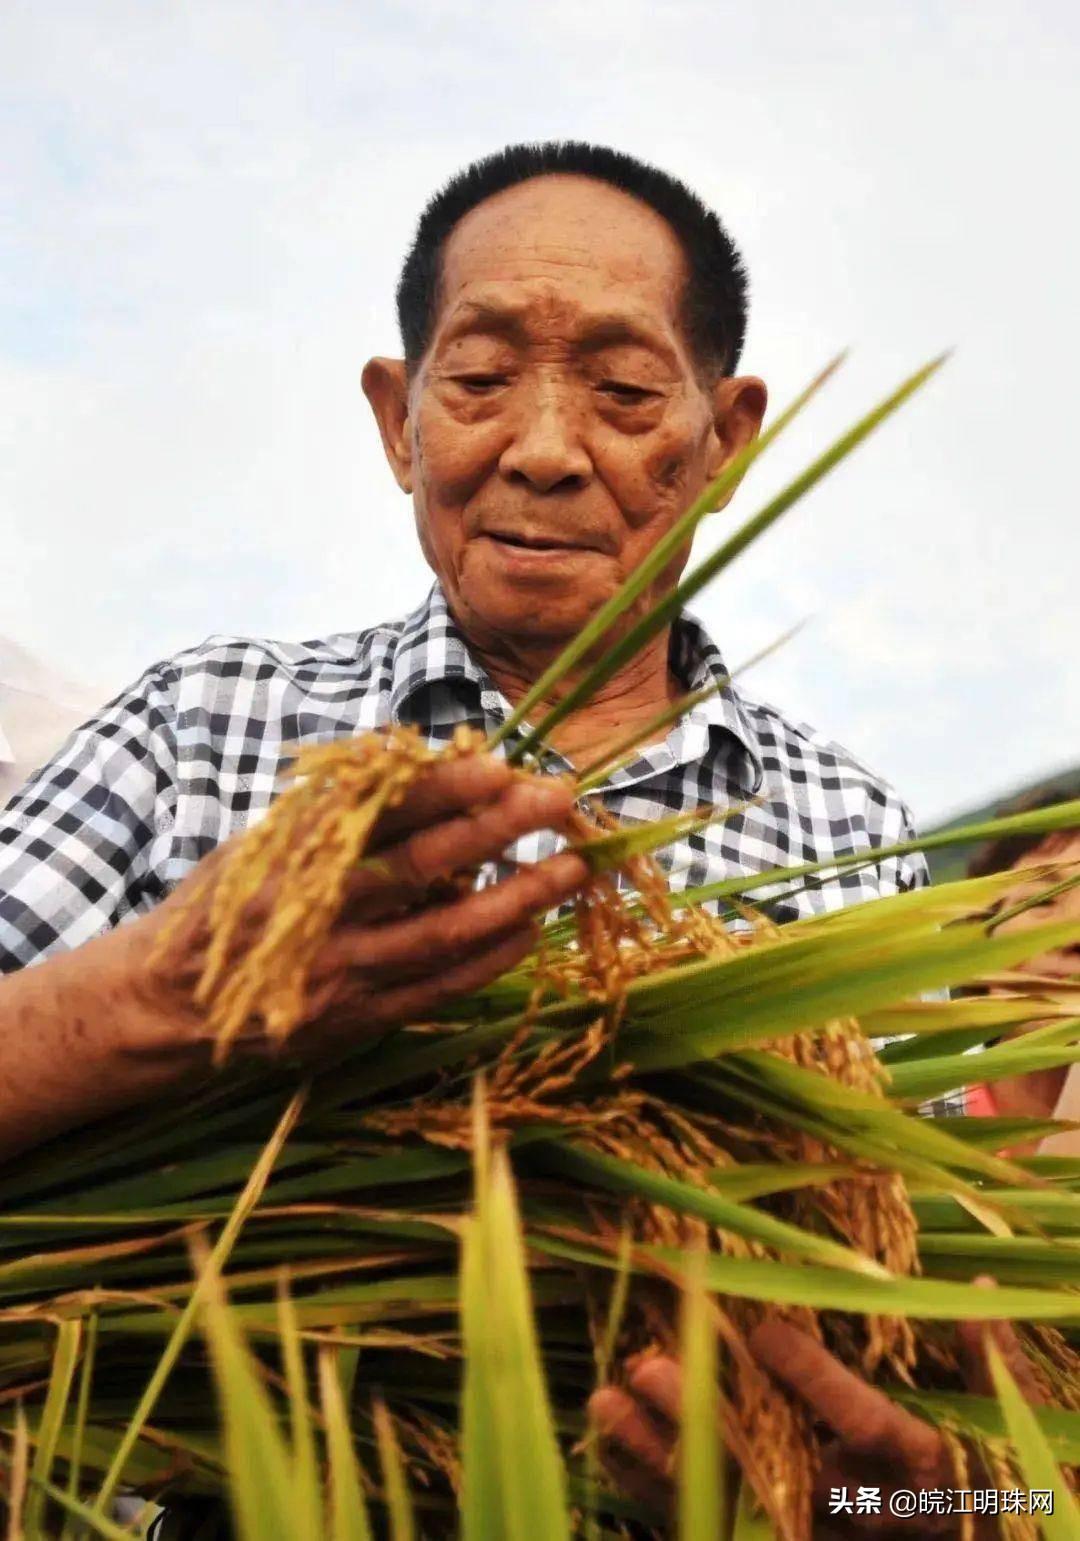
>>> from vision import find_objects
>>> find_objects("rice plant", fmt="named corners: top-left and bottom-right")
top-left (1, 357), bottom-right (1079, 1538)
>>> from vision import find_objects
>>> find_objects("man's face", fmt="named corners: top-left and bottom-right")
top-left (365, 175), bottom-right (765, 653)
top-left (993, 830), bottom-right (1080, 982)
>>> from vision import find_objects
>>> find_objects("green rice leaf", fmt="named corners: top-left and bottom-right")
top-left (916, 1233), bottom-right (1080, 1286)
top-left (732, 1476), bottom-right (780, 1539)
top-left (373, 1398), bottom-right (416, 1541)
top-left (867, 994), bottom-right (1080, 1046)
top-left (90, 1086), bottom-right (306, 1517)
top-left (535, 1236), bottom-right (1080, 1322)
top-left (460, 1209), bottom-right (502, 1541)
top-left (621, 911), bottom-right (1080, 1075)
top-left (912, 1188), bottom-right (1080, 1234)
top-left (60, 1307), bottom-right (98, 1541)
top-left (679, 802), bottom-right (1080, 912)
top-left (930, 1116), bottom-right (1080, 1150)
top-left (705, 1163), bottom-right (857, 1201)
top-left (20, 1476), bottom-right (136, 1541)
top-left (576, 803), bottom-right (752, 874)
top-left (986, 1338), bottom-right (1080, 1540)
top-left (712, 1054), bottom-right (1032, 1189)
top-left (892, 1390), bottom-right (1080, 1466)
top-left (461, 1085), bottom-right (570, 1541)
top-left (487, 1149), bottom-right (571, 1540)
top-left (279, 1279), bottom-right (323, 1535)
top-left (596, 1226), bottom-right (633, 1385)
top-left (6, 1401), bottom-right (30, 1540)
top-left (542, 1145), bottom-right (890, 1276)
top-left (888, 1042), bottom-right (1080, 1105)
top-left (319, 1346), bottom-right (374, 1541)
top-left (678, 1251), bottom-right (724, 1541)
top-left (24, 1317), bottom-right (81, 1537)
top-left (196, 1249), bottom-right (299, 1541)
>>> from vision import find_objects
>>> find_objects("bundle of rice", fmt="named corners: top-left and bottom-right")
top-left (2, 358), bottom-right (1079, 1540)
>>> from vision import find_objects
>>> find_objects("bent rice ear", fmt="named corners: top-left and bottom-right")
top-left (362, 356), bottom-right (413, 492)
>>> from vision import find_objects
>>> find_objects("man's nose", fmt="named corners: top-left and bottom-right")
top-left (498, 389), bottom-right (593, 493)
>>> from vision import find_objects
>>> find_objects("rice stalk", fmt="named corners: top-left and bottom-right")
top-left (2, 354), bottom-right (1079, 1536)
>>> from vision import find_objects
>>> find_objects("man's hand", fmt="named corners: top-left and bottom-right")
top-left (128, 752), bottom-right (587, 1058)
top-left (0, 754), bottom-right (586, 1158)
top-left (589, 1299), bottom-right (1044, 1537)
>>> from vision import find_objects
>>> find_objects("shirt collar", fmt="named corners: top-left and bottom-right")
top-left (387, 583), bottom-right (764, 795)
top-left (388, 584), bottom-right (494, 725)
top-left (669, 610), bottom-right (765, 794)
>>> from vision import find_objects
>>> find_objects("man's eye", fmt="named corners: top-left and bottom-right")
top-left (453, 374), bottom-right (509, 393)
top-left (599, 380), bottom-right (656, 404)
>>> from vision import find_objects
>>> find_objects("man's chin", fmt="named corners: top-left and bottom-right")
top-left (453, 580), bottom-right (605, 651)
top-left (452, 551), bottom-right (618, 650)
top-left (461, 593), bottom-right (595, 648)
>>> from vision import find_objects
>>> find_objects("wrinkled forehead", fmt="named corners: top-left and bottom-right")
top-left (432, 286), bottom-right (685, 372)
top-left (434, 174), bottom-right (690, 344)
top-left (1014, 829), bottom-right (1080, 871)
top-left (1000, 831), bottom-right (1080, 925)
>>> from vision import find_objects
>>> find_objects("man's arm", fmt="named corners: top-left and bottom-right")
top-left (0, 662), bottom-right (189, 1154)
top-left (0, 916), bottom-right (204, 1159)
top-left (0, 748), bottom-right (587, 1161)
top-left (1, 661), bottom-right (183, 964)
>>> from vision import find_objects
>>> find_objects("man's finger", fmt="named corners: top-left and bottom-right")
top-left (346, 778), bottom-right (579, 915)
top-left (588, 1386), bottom-right (675, 1483)
top-left (369, 754), bottom-right (515, 844)
top-left (626, 1354), bottom-right (683, 1431)
top-left (363, 923), bottom-right (539, 1028)
top-left (323, 851), bottom-right (587, 973)
top-left (749, 1319), bottom-right (941, 1468)
top-left (957, 1276), bottom-right (1046, 1404)
top-left (595, 1442), bottom-right (673, 1517)
top-left (303, 923), bottom-right (539, 1046)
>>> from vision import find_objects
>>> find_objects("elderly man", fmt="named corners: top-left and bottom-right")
top-left (0, 143), bottom-right (1048, 1535)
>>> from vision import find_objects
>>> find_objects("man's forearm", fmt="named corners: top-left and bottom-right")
top-left (0, 759), bottom-right (588, 1164)
top-left (0, 928), bottom-right (208, 1162)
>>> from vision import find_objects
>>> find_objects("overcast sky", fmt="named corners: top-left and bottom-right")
top-left (3, 0), bottom-right (1077, 827)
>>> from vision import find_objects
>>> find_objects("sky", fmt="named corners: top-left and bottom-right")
top-left (2, 0), bottom-right (1078, 828)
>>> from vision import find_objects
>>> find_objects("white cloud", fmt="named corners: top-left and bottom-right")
top-left (2, 0), bottom-right (1078, 825)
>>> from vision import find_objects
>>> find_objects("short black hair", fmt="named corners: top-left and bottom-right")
top-left (967, 779), bottom-right (1080, 879)
top-left (396, 141), bottom-right (749, 379)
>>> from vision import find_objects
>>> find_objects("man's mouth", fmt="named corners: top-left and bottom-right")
top-left (481, 530), bottom-right (597, 554)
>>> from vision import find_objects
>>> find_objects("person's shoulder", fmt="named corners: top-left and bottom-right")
top-left (180, 616), bottom-right (404, 673)
top-left (737, 690), bottom-right (911, 815)
top-left (132, 614), bottom-right (410, 697)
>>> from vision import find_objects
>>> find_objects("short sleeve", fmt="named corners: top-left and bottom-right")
top-left (0, 664), bottom-right (180, 971)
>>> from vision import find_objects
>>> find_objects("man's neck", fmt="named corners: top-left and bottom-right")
top-left (463, 626), bottom-right (680, 768)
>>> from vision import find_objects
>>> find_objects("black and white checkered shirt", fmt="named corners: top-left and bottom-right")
top-left (0, 584), bottom-right (928, 973)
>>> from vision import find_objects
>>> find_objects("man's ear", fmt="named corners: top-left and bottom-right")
top-left (361, 357), bottom-right (413, 493)
top-left (707, 375), bottom-right (768, 507)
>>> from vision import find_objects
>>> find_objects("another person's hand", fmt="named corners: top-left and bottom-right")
top-left (119, 752), bottom-right (587, 1061)
top-left (590, 1300), bottom-right (1044, 1537)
